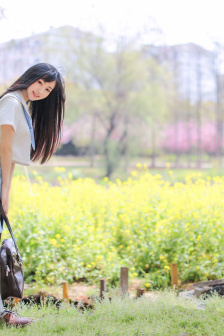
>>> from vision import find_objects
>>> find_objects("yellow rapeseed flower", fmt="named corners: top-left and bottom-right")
top-left (68, 172), bottom-right (73, 179)
top-left (8, 169), bottom-right (224, 285)
top-left (64, 225), bottom-right (72, 232)
top-left (49, 238), bottom-right (57, 246)
top-left (54, 167), bottom-right (66, 172)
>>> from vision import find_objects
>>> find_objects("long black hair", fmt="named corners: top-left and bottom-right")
top-left (0, 63), bottom-right (65, 164)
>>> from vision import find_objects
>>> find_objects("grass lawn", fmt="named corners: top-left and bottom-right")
top-left (0, 290), bottom-right (223, 335)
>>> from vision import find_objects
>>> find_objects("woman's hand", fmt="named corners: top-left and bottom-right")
top-left (1, 184), bottom-right (9, 216)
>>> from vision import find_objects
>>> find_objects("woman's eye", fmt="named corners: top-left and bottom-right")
top-left (38, 80), bottom-right (42, 84)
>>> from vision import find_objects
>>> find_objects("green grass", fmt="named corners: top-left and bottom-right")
top-left (0, 290), bottom-right (223, 335)
top-left (13, 154), bottom-right (224, 185)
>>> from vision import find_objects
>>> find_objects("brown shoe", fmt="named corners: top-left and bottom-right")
top-left (1, 310), bottom-right (32, 327)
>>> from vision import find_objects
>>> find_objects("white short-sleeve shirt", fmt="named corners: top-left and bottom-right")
top-left (0, 90), bottom-right (32, 166)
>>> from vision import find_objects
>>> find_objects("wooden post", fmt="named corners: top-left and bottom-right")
top-left (12, 298), bottom-right (20, 307)
top-left (119, 267), bottom-right (129, 294)
top-left (39, 290), bottom-right (46, 303)
top-left (100, 279), bottom-right (106, 299)
top-left (62, 281), bottom-right (69, 303)
top-left (136, 288), bottom-right (145, 298)
top-left (170, 263), bottom-right (179, 293)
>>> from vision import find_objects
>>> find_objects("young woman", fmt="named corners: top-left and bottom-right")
top-left (0, 63), bottom-right (65, 326)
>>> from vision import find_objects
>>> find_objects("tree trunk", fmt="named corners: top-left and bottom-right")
top-left (123, 113), bottom-right (129, 173)
top-left (213, 42), bottom-right (223, 167)
top-left (89, 112), bottom-right (96, 167)
top-left (196, 52), bottom-right (202, 169)
top-left (151, 121), bottom-right (156, 168)
top-left (173, 50), bottom-right (180, 168)
top-left (215, 69), bottom-right (222, 167)
top-left (186, 53), bottom-right (192, 168)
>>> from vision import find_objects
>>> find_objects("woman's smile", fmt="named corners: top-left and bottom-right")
top-left (32, 91), bottom-right (39, 98)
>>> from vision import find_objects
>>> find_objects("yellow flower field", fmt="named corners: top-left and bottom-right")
top-left (5, 169), bottom-right (224, 288)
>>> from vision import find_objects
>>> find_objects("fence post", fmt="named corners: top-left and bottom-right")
top-left (12, 298), bottom-right (20, 307)
top-left (39, 290), bottom-right (47, 304)
top-left (170, 263), bottom-right (179, 294)
top-left (100, 279), bottom-right (106, 299)
top-left (136, 287), bottom-right (145, 298)
top-left (62, 281), bottom-right (69, 303)
top-left (119, 267), bottom-right (129, 294)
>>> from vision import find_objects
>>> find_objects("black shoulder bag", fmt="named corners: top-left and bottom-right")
top-left (0, 202), bottom-right (24, 300)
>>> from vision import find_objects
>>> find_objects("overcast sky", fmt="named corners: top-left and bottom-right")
top-left (0, 0), bottom-right (223, 49)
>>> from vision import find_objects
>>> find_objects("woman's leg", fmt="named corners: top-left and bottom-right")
top-left (0, 168), bottom-right (32, 326)
top-left (0, 166), bottom-right (5, 312)
top-left (0, 228), bottom-right (32, 326)
top-left (0, 232), bottom-right (4, 313)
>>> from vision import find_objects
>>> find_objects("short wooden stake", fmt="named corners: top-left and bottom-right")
top-left (119, 267), bottom-right (129, 294)
top-left (12, 298), bottom-right (20, 307)
top-left (62, 281), bottom-right (69, 303)
top-left (100, 279), bottom-right (106, 299)
top-left (136, 288), bottom-right (145, 298)
top-left (170, 263), bottom-right (179, 294)
top-left (39, 290), bottom-right (46, 303)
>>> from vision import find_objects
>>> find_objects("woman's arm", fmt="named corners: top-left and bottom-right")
top-left (9, 162), bottom-right (15, 188)
top-left (0, 125), bottom-right (15, 215)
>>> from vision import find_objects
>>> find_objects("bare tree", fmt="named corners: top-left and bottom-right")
top-left (185, 48), bottom-right (192, 168)
top-left (195, 49), bottom-right (202, 169)
top-left (172, 49), bottom-right (181, 168)
top-left (213, 42), bottom-right (223, 167)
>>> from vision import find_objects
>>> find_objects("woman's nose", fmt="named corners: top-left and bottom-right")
top-left (38, 87), bottom-right (44, 95)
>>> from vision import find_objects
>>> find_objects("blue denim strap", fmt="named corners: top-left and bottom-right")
top-left (14, 96), bottom-right (35, 151)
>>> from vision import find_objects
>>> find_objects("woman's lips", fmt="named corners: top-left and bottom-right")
top-left (33, 91), bottom-right (39, 98)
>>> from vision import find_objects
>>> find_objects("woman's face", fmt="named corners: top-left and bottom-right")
top-left (26, 78), bottom-right (56, 101)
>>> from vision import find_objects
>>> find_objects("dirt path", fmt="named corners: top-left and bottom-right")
top-left (24, 279), bottom-right (146, 301)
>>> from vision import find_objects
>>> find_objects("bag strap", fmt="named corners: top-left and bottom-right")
top-left (0, 201), bottom-right (22, 262)
top-left (14, 95), bottom-right (35, 151)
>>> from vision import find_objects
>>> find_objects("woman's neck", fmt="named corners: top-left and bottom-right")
top-left (20, 89), bottom-right (29, 103)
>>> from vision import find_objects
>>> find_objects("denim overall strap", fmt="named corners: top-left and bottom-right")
top-left (0, 166), bottom-right (3, 234)
top-left (14, 96), bottom-right (35, 151)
